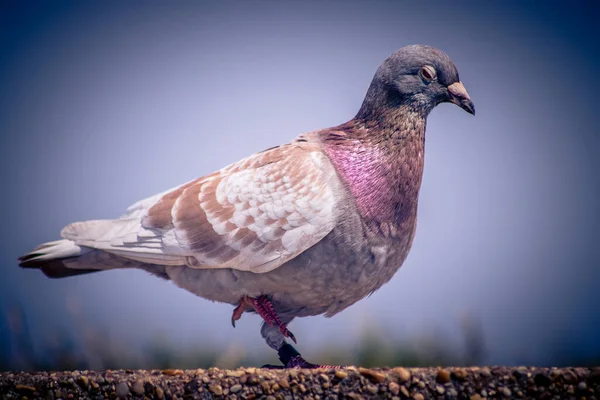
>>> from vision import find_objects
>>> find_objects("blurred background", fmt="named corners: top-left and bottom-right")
top-left (1, 1), bottom-right (599, 371)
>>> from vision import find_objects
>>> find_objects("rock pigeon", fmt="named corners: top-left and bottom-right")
top-left (19, 44), bottom-right (474, 368)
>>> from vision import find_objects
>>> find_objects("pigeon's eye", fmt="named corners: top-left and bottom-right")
top-left (419, 65), bottom-right (437, 83)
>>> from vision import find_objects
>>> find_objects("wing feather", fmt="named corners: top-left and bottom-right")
top-left (141, 142), bottom-right (338, 273)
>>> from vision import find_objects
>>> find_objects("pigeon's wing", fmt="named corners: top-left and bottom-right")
top-left (139, 142), bottom-right (338, 273)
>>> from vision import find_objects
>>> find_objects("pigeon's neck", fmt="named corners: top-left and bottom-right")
top-left (323, 108), bottom-right (426, 230)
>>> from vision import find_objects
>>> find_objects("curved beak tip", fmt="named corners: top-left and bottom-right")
top-left (462, 99), bottom-right (475, 116)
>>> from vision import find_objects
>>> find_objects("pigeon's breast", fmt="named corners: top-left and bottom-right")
top-left (324, 135), bottom-right (425, 229)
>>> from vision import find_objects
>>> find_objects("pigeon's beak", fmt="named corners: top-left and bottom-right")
top-left (447, 81), bottom-right (475, 115)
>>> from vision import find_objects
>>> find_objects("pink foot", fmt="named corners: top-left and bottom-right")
top-left (231, 295), bottom-right (296, 344)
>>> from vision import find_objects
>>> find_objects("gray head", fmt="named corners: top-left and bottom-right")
top-left (356, 44), bottom-right (474, 119)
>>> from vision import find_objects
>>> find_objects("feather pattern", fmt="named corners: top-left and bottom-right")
top-left (142, 142), bottom-right (338, 273)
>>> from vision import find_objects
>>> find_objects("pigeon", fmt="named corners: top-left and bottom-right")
top-left (19, 44), bottom-right (474, 368)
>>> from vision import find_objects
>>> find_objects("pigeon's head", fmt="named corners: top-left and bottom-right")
top-left (358, 44), bottom-right (474, 119)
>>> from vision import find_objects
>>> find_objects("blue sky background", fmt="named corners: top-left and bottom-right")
top-left (1, 0), bottom-right (599, 368)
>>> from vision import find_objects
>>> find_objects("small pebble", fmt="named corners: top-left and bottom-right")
top-left (359, 367), bottom-right (386, 383)
top-left (393, 367), bottom-right (411, 383)
top-left (115, 382), bottom-right (129, 398)
top-left (278, 378), bottom-right (290, 389)
top-left (131, 379), bottom-right (144, 395)
top-left (230, 384), bottom-right (242, 393)
top-left (437, 369), bottom-right (451, 384)
top-left (78, 376), bottom-right (89, 388)
top-left (366, 384), bottom-right (378, 394)
top-left (413, 393), bottom-right (424, 400)
top-left (388, 382), bottom-right (400, 395)
top-left (335, 370), bottom-right (348, 379)
top-left (502, 387), bottom-right (511, 397)
top-left (452, 368), bottom-right (468, 381)
top-left (208, 384), bottom-right (223, 396)
top-left (401, 386), bottom-right (409, 397)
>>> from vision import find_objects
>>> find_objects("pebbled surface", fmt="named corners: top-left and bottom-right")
top-left (1, 366), bottom-right (599, 399)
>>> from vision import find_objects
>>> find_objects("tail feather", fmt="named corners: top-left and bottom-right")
top-left (20, 259), bottom-right (102, 279)
top-left (18, 239), bottom-right (100, 278)
top-left (18, 239), bottom-right (88, 267)
top-left (19, 217), bottom-right (179, 280)
top-left (19, 239), bottom-right (170, 280)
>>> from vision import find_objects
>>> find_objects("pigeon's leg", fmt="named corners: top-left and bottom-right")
top-left (260, 321), bottom-right (340, 369)
top-left (232, 295), bottom-right (296, 343)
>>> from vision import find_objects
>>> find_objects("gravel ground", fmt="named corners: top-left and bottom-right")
top-left (1, 366), bottom-right (599, 399)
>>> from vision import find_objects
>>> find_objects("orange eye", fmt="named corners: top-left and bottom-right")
top-left (420, 65), bottom-right (437, 82)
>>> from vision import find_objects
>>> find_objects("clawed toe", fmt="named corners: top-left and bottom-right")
top-left (284, 329), bottom-right (297, 344)
top-left (231, 296), bottom-right (253, 327)
top-left (231, 295), bottom-right (296, 343)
